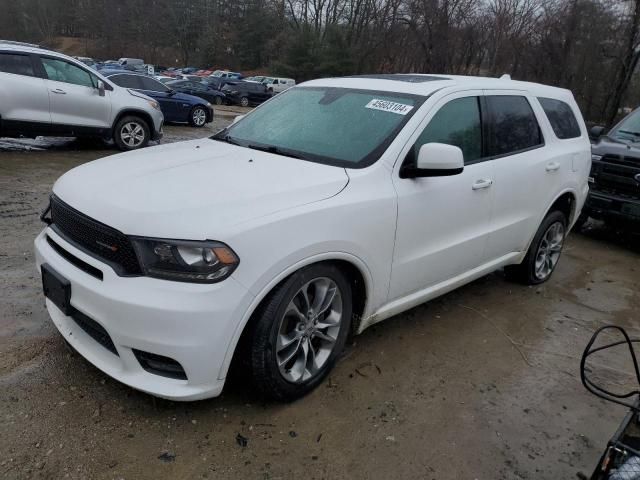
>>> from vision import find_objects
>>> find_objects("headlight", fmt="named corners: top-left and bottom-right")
top-left (131, 238), bottom-right (239, 283)
top-left (206, 102), bottom-right (212, 108)
top-left (591, 154), bottom-right (602, 162)
top-left (148, 100), bottom-right (161, 111)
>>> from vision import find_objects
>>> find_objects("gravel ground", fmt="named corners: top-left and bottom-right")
top-left (1, 119), bottom-right (639, 480)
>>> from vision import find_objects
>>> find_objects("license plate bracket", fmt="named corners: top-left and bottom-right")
top-left (42, 264), bottom-right (73, 316)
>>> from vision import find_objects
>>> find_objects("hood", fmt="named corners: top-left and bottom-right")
top-left (593, 136), bottom-right (640, 161)
top-left (53, 139), bottom-right (349, 239)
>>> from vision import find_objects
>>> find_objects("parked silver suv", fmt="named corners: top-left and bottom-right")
top-left (0, 42), bottom-right (163, 150)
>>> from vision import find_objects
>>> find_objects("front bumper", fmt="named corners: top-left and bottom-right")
top-left (34, 228), bottom-right (253, 401)
top-left (585, 190), bottom-right (640, 224)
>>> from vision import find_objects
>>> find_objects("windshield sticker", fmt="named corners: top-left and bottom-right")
top-left (365, 99), bottom-right (414, 115)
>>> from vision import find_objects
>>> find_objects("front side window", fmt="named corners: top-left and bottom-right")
top-left (41, 57), bottom-right (95, 87)
top-left (139, 76), bottom-right (168, 92)
top-left (0, 53), bottom-right (34, 76)
top-left (214, 87), bottom-right (424, 168)
top-left (486, 95), bottom-right (543, 156)
top-left (413, 96), bottom-right (482, 164)
top-left (538, 97), bottom-right (581, 139)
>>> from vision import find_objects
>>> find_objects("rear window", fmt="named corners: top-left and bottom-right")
top-left (538, 97), bottom-right (581, 139)
top-left (0, 53), bottom-right (34, 76)
top-left (486, 96), bottom-right (543, 157)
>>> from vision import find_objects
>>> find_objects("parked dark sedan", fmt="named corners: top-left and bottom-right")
top-left (104, 71), bottom-right (213, 127)
top-left (165, 79), bottom-right (226, 105)
top-left (222, 81), bottom-right (272, 107)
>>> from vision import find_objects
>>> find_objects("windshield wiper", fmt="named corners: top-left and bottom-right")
top-left (246, 144), bottom-right (309, 160)
top-left (618, 129), bottom-right (640, 137)
top-left (213, 133), bottom-right (242, 146)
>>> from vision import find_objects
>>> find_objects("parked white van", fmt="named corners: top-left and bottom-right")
top-left (35, 74), bottom-right (590, 401)
top-left (262, 77), bottom-right (295, 93)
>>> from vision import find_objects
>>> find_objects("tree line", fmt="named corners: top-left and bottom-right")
top-left (0, 0), bottom-right (638, 125)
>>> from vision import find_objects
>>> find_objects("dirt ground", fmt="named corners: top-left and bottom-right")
top-left (1, 118), bottom-right (639, 480)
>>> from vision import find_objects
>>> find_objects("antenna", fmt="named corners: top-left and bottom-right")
top-left (500, 74), bottom-right (511, 80)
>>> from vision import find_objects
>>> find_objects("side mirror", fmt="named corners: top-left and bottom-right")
top-left (232, 115), bottom-right (245, 125)
top-left (97, 80), bottom-right (105, 97)
top-left (401, 143), bottom-right (464, 178)
top-left (590, 125), bottom-right (606, 140)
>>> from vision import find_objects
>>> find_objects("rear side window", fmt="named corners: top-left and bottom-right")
top-left (110, 74), bottom-right (142, 89)
top-left (538, 97), bottom-right (581, 139)
top-left (0, 53), bottom-right (35, 76)
top-left (486, 96), bottom-right (543, 156)
top-left (413, 96), bottom-right (482, 164)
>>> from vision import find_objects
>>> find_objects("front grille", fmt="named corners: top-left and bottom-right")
top-left (71, 310), bottom-right (118, 356)
top-left (49, 195), bottom-right (141, 276)
top-left (593, 156), bottom-right (640, 199)
top-left (46, 235), bottom-right (103, 280)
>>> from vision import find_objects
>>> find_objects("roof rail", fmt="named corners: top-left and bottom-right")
top-left (0, 39), bottom-right (41, 48)
top-left (499, 74), bottom-right (512, 80)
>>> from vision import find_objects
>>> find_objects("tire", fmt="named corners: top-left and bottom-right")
top-left (505, 210), bottom-right (567, 285)
top-left (213, 96), bottom-right (223, 106)
top-left (247, 263), bottom-right (352, 401)
top-left (113, 116), bottom-right (150, 151)
top-left (239, 96), bottom-right (250, 108)
top-left (189, 106), bottom-right (208, 128)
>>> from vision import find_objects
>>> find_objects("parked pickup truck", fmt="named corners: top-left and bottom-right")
top-left (584, 108), bottom-right (640, 229)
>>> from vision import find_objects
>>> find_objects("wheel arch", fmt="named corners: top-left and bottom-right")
top-left (217, 252), bottom-right (372, 381)
top-left (112, 108), bottom-right (154, 135)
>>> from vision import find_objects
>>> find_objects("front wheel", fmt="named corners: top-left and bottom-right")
top-left (247, 264), bottom-right (352, 401)
top-left (213, 96), bottom-right (223, 106)
top-left (189, 106), bottom-right (208, 127)
top-left (505, 210), bottom-right (567, 285)
top-left (239, 96), bottom-right (250, 108)
top-left (113, 116), bottom-right (150, 151)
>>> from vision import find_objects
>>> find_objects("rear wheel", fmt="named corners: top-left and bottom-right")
top-left (189, 106), bottom-right (208, 127)
top-left (239, 96), bottom-right (250, 107)
top-left (505, 210), bottom-right (567, 285)
top-left (113, 116), bottom-right (149, 151)
top-left (213, 96), bottom-right (223, 106)
top-left (247, 264), bottom-right (352, 401)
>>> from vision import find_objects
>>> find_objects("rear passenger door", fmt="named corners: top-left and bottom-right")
top-left (482, 92), bottom-right (558, 259)
top-left (0, 51), bottom-right (51, 129)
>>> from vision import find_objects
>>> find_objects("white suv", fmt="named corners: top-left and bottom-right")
top-left (0, 42), bottom-right (163, 150)
top-left (34, 74), bottom-right (590, 401)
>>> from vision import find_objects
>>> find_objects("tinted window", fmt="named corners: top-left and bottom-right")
top-left (538, 97), bottom-right (581, 139)
top-left (110, 74), bottom-right (141, 89)
top-left (41, 58), bottom-right (95, 87)
top-left (413, 96), bottom-right (482, 163)
top-left (486, 96), bottom-right (543, 156)
top-left (139, 76), bottom-right (168, 92)
top-left (0, 53), bottom-right (34, 76)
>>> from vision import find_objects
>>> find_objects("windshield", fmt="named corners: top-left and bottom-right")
top-left (212, 87), bottom-right (424, 168)
top-left (611, 109), bottom-right (640, 142)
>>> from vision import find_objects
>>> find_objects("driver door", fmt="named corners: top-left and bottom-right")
top-left (38, 56), bottom-right (110, 130)
top-left (389, 91), bottom-right (495, 301)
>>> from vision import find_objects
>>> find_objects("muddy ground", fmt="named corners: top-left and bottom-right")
top-left (1, 117), bottom-right (639, 480)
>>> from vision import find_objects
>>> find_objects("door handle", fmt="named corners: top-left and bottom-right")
top-left (51, 88), bottom-right (67, 94)
top-left (472, 178), bottom-right (493, 190)
top-left (546, 161), bottom-right (561, 172)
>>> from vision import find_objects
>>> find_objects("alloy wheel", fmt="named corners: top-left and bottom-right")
top-left (276, 277), bottom-right (343, 383)
top-left (120, 122), bottom-right (145, 148)
top-left (534, 221), bottom-right (565, 280)
top-left (192, 108), bottom-right (207, 126)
